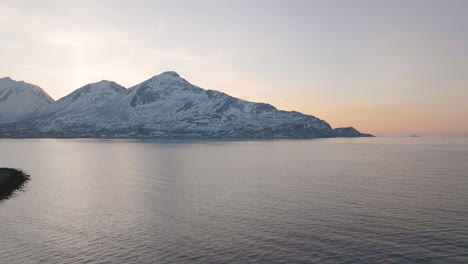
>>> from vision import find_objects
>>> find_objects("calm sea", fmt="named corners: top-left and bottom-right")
top-left (0, 135), bottom-right (467, 264)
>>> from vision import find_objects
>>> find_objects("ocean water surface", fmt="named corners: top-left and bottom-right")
top-left (0, 135), bottom-right (467, 263)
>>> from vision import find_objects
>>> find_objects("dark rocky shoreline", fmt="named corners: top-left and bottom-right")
top-left (0, 168), bottom-right (30, 201)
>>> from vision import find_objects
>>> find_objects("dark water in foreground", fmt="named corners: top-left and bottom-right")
top-left (0, 135), bottom-right (467, 264)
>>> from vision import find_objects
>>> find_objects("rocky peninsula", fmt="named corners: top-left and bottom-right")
top-left (0, 168), bottom-right (29, 201)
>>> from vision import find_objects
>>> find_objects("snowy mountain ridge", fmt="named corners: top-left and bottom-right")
top-left (36, 80), bottom-right (126, 119)
top-left (0, 77), bottom-right (54, 122)
top-left (0, 72), bottom-right (373, 138)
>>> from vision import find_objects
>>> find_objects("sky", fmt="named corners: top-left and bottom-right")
top-left (1, 0), bottom-right (467, 134)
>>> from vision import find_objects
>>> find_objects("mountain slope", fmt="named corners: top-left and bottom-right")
top-left (0, 77), bottom-right (54, 122)
top-left (36, 80), bottom-right (126, 119)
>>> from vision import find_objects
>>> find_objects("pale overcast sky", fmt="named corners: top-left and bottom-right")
top-left (1, 0), bottom-right (467, 133)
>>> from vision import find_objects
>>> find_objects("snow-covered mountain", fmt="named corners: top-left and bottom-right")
top-left (36, 80), bottom-right (126, 119)
top-left (0, 72), bottom-right (373, 138)
top-left (0, 77), bottom-right (54, 122)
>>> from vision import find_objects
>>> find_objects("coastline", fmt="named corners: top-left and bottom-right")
top-left (0, 168), bottom-right (29, 201)
top-left (0, 133), bottom-right (374, 140)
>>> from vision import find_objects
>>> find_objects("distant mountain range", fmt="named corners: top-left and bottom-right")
top-left (0, 72), bottom-right (373, 138)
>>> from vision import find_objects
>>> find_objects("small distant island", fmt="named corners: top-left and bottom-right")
top-left (0, 168), bottom-right (29, 201)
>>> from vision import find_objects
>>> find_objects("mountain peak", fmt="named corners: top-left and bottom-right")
top-left (0, 77), bottom-right (53, 122)
top-left (161, 71), bottom-right (180, 77)
top-left (66, 80), bottom-right (125, 101)
top-left (76, 80), bottom-right (126, 93)
top-left (97, 80), bottom-right (114, 84)
top-left (0, 77), bottom-right (28, 85)
top-left (0, 77), bottom-right (14, 86)
top-left (36, 80), bottom-right (126, 118)
top-left (149, 71), bottom-right (182, 81)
